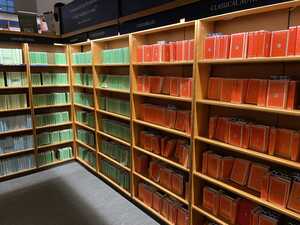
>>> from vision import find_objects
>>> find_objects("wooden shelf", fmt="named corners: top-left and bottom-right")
top-left (32, 85), bottom-right (70, 88)
top-left (193, 205), bottom-right (229, 225)
top-left (34, 104), bottom-right (71, 110)
top-left (196, 136), bottom-right (300, 171)
top-left (95, 63), bottom-right (130, 67)
top-left (194, 172), bottom-right (300, 221)
top-left (198, 99), bottom-right (300, 117)
top-left (0, 107), bottom-right (31, 113)
top-left (37, 141), bottom-right (73, 150)
top-left (30, 64), bottom-right (68, 67)
top-left (133, 61), bottom-right (193, 66)
top-left (73, 84), bottom-right (94, 89)
top-left (0, 128), bottom-right (32, 136)
top-left (0, 148), bottom-right (35, 158)
top-left (134, 92), bottom-right (192, 102)
top-left (76, 140), bottom-right (96, 152)
top-left (77, 157), bottom-right (97, 172)
top-left (38, 158), bottom-right (74, 169)
top-left (36, 122), bottom-right (72, 130)
top-left (72, 64), bottom-right (92, 67)
top-left (134, 171), bottom-right (189, 205)
top-left (99, 172), bottom-right (131, 197)
top-left (97, 131), bottom-right (131, 147)
top-left (98, 110), bottom-right (130, 121)
top-left (133, 119), bottom-right (190, 138)
top-left (74, 103), bottom-right (95, 111)
top-left (0, 167), bottom-right (37, 180)
top-left (98, 152), bottom-right (131, 172)
top-left (198, 56), bottom-right (300, 64)
top-left (134, 145), bottom-right (189, 172)
top-left (75, 122), bottom-right (96, 132)
top-left (96, 87), bottom-right (130, 94)
top-left (0, 86), bottom-right (28, 90)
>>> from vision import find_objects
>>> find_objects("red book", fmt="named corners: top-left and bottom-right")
top-left (202, 151), bottom-right (209, 174)
top-left (258, 213), bottom-right (279, 225)
top-left (175, 110), bottom-right (191, 134)
top-left (137, 46), bottom-right (144, 62)
top-left (162, 77), bottom-right (171, 95)
top-left (268, 175), bottom-right (291, 207)
top-left (287, 180), bottom-right (300, 213)
top-left (220, 157), bottom-right (234, 181)
top-left (219, 194), bottom-right (239, 224)
top-left (242, 123), bottom-right (251, 149)
top-left (144, 45), bottom-right (153, 62)
top-left (220, 78), bottom-right (234, 102)
top-left (135, 155), bottom-right (149, 175)
top-left (257, 79), bottom-right (268, 107)
top-left (188, 39), bottom-right (195, 60)
top-left (177, 41), bottom-right (184, 61)
top-left (137, 76), bottom-right (145, 92)
top-left (138, 183), bottom-right (145, 202)
top-left (207, 152), bottom-right (222, 179)
top-left (286, 80), bottom-right (298, 110)
top-left (143, 76), bottom-right (150, 92)
top-left (247, 31), bottom-right (257, 58)
top-left (291, 131), bottom-right (300, 161)
top-left (177, 144), bottom-right (189, 168)
top-left (204, 36), bottom-right (216, 59)
top-left (245, 79), bottom-right (260, 104)
top-left (230, 32), bottom-right (248, 58)
top-left (149, 76), bottom-right (164, 94)
top-left (171, 173), bottom-right (185, 196)
top-left (170, 77), bottom-right (180, 96)
top-left (183, 40), bottom-right (190, 61)
top-left (203, 186), bottom-right (220, 215)
top-left (170, 42), bottom-right (177, 61)
top-left (151, 135), bottom-right (161, 155)
top-left (231, 79), bottom-right (248, 104)
top-left (149, 161), bottom-right (161, 182)
top-left (165, 107), bottom-right (177, 129)
top-left (152, 44), bottom-right (162, 62)
top-left (266, 79), bottom-right (289, 108)
top-left (209, 116), bottom-right (218, 139)
top-left (215, 117), bottom-right (230, 143)
top-left (268, 127), bottom-right (277, 156)
top-left (161, 197), bottom-right (169, 218)
top-left (180, 78), bottom-right (192, 98)
top-left (207, 77), bottom-right (222, 100)
top-left (247, 163), bottom-right (270, 193)
top-left (152, 192), bottom-right (164, 213)
top-left (287, 26), bottom-right (298, 56)
top-left (296, 26), bottom-right (300, 55)
top-left (144, 132), bottom-right (152, 151)
top-left (272, 128), bottom-right (293, 159)
top-left (249, 124), bottom-right (270, 153)
top-left (139, 131), bottom-right (147, 148)
top-left (261, 172), bottom-right (271, 200)
top-left (160, 167), bottom-right (173, 190)
top-left (143, 184), bottom-right (154, 207)
top-left (256, 30), bottom-right (271, 57)
top-left (270, 30), bottom-right (288, 57)
top-left (162, 139), bottom-right (176, 158)
top-left (177, 207), bottom-right (189, 225)
top-left (162, 43), bottom-right (170, 62)
top-left (236, 199), bottom-right (257, 225)
top-left (168, 199), bottom-right (178, 223)
top-left (228, 120), bottom-right (244, 147)
top-left (230, 158), bottom-right (251, 186)
top-left (218, 35), bottom-right (230, 59)
top-left (250, 207), bottom-right (263, 225)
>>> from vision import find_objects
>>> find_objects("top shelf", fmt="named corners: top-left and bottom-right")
top-left (198, 56), bottom-right (300, 64)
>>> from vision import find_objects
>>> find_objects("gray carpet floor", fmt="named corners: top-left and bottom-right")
top-left (0, 162), bottom-right (161, 225)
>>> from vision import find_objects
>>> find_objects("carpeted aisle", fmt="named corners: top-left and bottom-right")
top-left (0, 162), bottom-right (160, 225)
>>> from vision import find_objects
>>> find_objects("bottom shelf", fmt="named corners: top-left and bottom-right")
top-left (38, 158), bottom-right (74, 169)
top-left (0, 167), bottom-right (37, 180)
top-left (193, 205), bottom-right (229, 225)
top-left (77, 158), bottom-right (97, 172)
top-left (98, 172), bottom-right (131, 197)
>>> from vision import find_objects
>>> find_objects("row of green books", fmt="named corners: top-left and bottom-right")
top-left (37, 129), bottom-right (73, 146)
top-left (38, 150), bottom-right (55, 166)
top-left (77, 128), bottom-right (95, 148)
top-left (101, 159), bottom-right (130, 191)
top-left (72, 51), bottom-right (92, 65)
top-left (74, 92), bottom-right (94, 107)
top-left (32, 73), bottom-right (68, 86)
top-left (102, 47), bottom-right (129, 64)
top-left (75, 73), bottom-right (93, 87)
top-left (0, 94), bottom-right (27, 110)
top-left (102, 119), bottom-right (130, 142)
top-left (0, 135), bottom-right (33, 155)
top-left (99, 74), bottom-right (129, 91)
top-left (78, 146), bottom-right (96, 168)
top-left (0, 114), bottom-right (32, 133)
top-left (58, 147), bottom-right (73, 161)
top-left (101, 139), bottom-right (130, 167)
top-left (0, 154), bottom-right (35, 177)
top-left (29, 52), bottom-right (67, 65)
top-left (76, 110), bottom-right (95, 128)
top-left (36, 111), bottom-right (70, 127)
top-left (0, 72), bottom-right (27, 87)
top-left (33, 92), bottom-right (69, 107)
top-left (100, 96), bottom-right (130, 117)
top-left (0, 48), bottom-right (23, 65)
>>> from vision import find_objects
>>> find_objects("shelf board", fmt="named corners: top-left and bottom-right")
top-left (97, 87), bottom-right (130, 94)
top-left (97, 131), bottom-right (131, 147)
top-left (32, 85), bottom-right (70, 88)
top-left (98, 110), bottom-right (130, 121)
top-left (0, 107), bottom-right (31, 113)
top-left (134, 171), bottom-right (188, 205)
top-left (98, 152), bottom-right (131, 172)
top-left (0, 148), bottom-right (35, 158)
top-left (196, 136), bottom-right (300, 171)
top-left (194, 171), bottom-right (300, 221)
top-left (37, 141), bottom-right (73, 150)
top-left (133, 61), bottom-right (193, 66)
top-left (73, 84), bottom-right (94, 89)
top-left (36, 122), bottom-right (72, 130)
top-left (134, 92), bottom-right (192, 102)
top-left (0, 167), bottom-right (37, 180)
top-left (134, 145), bottom-right (189, 172)
top-left (76, 140), bottom-right (96, 152)
top-left (34, 104), bottom-right (71, 110)
top-left (193, 205), bottom-right (229, 225)
top-left (77, 157), bottom-right (97, 172)
top-left (198, 56), bottom-right (300, 64)
top-left (0, 128), bottom-right (32, 136)
top-left (133, 119), bottom-right (190, 138)
top-left (75, 122), bottom-right (96, 132)
top-left (0, 64), bottom-right (26, 68)
top-left (38, 158), bottom-right (74, 169)
top-left (74, 103), bottom-right (95, 111)
top-left (72, 64), bottom-right (92, 67)
top-left (0, 86), bottom-right (28, 90)
top-left (98, 172), bottom-right (131, 197)
top-left (30, 64), bottom-right (68, 67)
top-left (95, 63), bottom-right (130, 67)
top-left (198, 99), bottom-right (300, 116)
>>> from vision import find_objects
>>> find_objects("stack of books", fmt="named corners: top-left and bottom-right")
top-left (36, 111), bottom-right (69, 127)
top-left (78, 146), bottom-right (96, 168)
top-left (101, 159), bottom-right (130, 191)
top-left (6, 72), bottom-right (27, 87)
top-left (99, 74), bottom-right (129, 91)
top-left (0, 135), bottom-right (33, 155)
top-left (102, 119), bottom-right (130, 142)
top-left (33, 92), bottom-right (69, 106)
top-left (100, 96), bottom-right (130, 117)
top-left (102, 47), bottom-right (129, 64)
top-left (38, 150), bottom-right (55, 166)
top-left (74, 92), bottom-right (94, 107)
top-left (101, 139), bottom-right (130, 167)
top-left (76, 110), bottom-right (95, 128)
top-left (29, 52), bottom-right (67, 65)
top-left (75, 73), bottom-right (93, 87)
top-left (0, 154), bottom-right (35, 176)
top-left (77, 128), bottom-right (95, 148)
top-left (37, 129), bottom-right (73, 146)
top-left (72, 51), bottom-right (92, 64)
top-left (0, 48), bottom-right (23, 65)
top-left (0, 94), bottom-right (27, 110)
top-left (0, 114), bottom-right (32, 132)
top-left (58, 147), bottom-right (73, 160)
top-left (32, 72), bottom-right (68, 86)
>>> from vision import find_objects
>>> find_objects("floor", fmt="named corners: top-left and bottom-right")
top-left (0, 162), bottom-right (161, 225)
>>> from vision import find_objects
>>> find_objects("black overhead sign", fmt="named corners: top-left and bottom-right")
top-left (61, 0), bottom-right (119, 34)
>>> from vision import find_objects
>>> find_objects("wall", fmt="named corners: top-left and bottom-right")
top-left (15, 0), bottom-right (73, 13)
top-left (15, 0), bottom-right (37, 12)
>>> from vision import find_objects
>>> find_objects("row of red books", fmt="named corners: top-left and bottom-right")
top-left (140, 104), bottom-right (191, 134)
top-left (209, 116), bottom-right (300, 161)
top-left (137, 76), bottom-right (192, 98)
top-left (208, 77), bottom-right (298, 109)
top-left (139, 130), bottom-right (189, 167)
top-left (136, 154), bottom-right (188, 197)
top-left (137, 39), bottom-right (194, 63)
top-left (203, 187), bottom-right (282, 225)
top-left (202, 151), bottom-right (270, 193)
top-left (204, 27), bottom-right (300, 59)
top-left (138, 182), bottom-right (189, 225)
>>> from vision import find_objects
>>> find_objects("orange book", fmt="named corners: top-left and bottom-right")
top-left (171, 173), bottom-right (185, 196)
top-left (152, 192), bottom-right (164, 213)
top-left (137, 76), bottom-right (145, 92)
top-left (165, 107), bottom-right (177, 129)
top-left (270, 30), bottom-right (288, 57)
top-left (177, 207), bottom-right (189, 225)
top-left (183, 40), bottom-right (190, 61)
top-left (247, 163), bottom-right (270, 193)
top-left (220, 78), bottom-right (234, 102)
top-left (207, 153), bottom-right (222, 179)
top-left (219, 194), bottom-right (239, 224)
top-left (175, 110), bottom-right (191, 134)
top-left (188, 39), bottom-right (195, 60)
top-left (177, 41), bottom-right (184, 61)
top-left (143, 76), bottom-right (150, 92)
top-left (272, 128), bottom-right (293, 159)
top-left (287, 26), bottom-right (298, 56)
top-left (162, 139), bottom-right (176, 158)
top-left (209, 116), bottom-right (218, 139)
top-left (202, 151), bottom-right (210, 174)
top-left (291, 131), bottom-right (300, 161)
top-left (215, 117), bottom-right (230, 143)
top-left (149, 160), bottom-right (161, 182)
top-left (249, 124), bottom-right (270, 153)
top-left (295, 26), bottom-right (300, 55)
top-left (266, 79), bottom-right (289, 108)
top-left (216, 35), bottom-right (230, 59)
top-left (247, 31), bottom-right (257, 58)
top-left (230, 32), bottom-right (248, 58)
top-left (268, 175), bottom-right (291, 207)
top-left (162, 77), bottom-right (171, 95)
top-left (230, 158), bottom-right (251, 186)
top-left (137, 46), bottom-right (144, 62)
top-left (256, 30), bottom-right (271, 57)
top-left (162, 43), bottom-right (170, 62)
top-left (160, 167), bottom-right (173, 190)
top-left (149, 76), bottom-right (164, 94)
top-left (151, 135), bottom-right (161, 155)
top-left (286, 80), bottom-right (298, 110)
top-left (257, 79), bottom-right (268, 107)
top-left (245, 79), bottom-right (260, 104)
top-left (170, 77), bottom-right (180, 96)
top-left (228, 120), bottom-right (244, 147)
top-left (144, 45), bottom-right (153, 62)
top-left (152, 44), bottom-right (162, 62)
top-left (242, 123), bottom-right (251, 149)
top-left (203, 186), bottom-right (220, 215)
top-left (170, 42), bottom-right (177, 61)
top-left (180, 78), bottom-right (192, 98)
top-left (261, 172), bottom-right (271, 200)
top-left (220, 157), bottom-right (234, 181)
top-left (268, 127), bottom-right (277, 156)
top-left (204, 36), bottom-right (216, 59)
top-left (287, 180), bottom-right (300, 213)
top-left (231, 79), bottom-right (248, 104)
top-left (207, 77), bottom-right (222, 100)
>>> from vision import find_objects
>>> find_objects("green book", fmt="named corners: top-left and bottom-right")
top-left (32, 73), bottom-right (42, 86)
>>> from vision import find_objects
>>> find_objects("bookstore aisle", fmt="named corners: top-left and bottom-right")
top-left (0, 162), bottom-right (160, 225)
